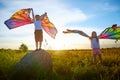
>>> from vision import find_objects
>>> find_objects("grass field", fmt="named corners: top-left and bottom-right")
top-left (0, 48), bottom-right (120, 80)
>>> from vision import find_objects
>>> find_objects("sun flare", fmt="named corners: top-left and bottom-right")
top-left (52, 40), bottom-right (64, 50)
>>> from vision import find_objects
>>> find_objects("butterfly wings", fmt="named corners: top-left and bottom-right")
top-left (4, 9), bottom-right (33, 29)
top-left (41, 15), bottom-right (57, 39)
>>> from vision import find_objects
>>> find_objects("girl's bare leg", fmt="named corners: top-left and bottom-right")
top-left (93, 54), bottom-right (97, 65)
top-left (98, 54), bottom-right (103, 65)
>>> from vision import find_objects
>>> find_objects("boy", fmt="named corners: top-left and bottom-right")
top-left (31, 8), bottom-right (47, 51)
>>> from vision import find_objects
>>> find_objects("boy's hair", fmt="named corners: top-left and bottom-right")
top-left (35, 15), bottom-right (40, 17)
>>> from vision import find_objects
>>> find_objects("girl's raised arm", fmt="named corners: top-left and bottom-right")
top-left (63, 29), bottom-right (90, 38)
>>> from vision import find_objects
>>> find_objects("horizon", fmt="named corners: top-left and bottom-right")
top-left (1, 47), bottom-right (120, 51)
top-left (0, 43), bottom-right (120, 50)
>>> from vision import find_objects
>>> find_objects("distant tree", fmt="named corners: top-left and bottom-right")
top-left (19, 43), bottom-right (28, 52)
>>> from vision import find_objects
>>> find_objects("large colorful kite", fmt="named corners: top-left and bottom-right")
top-left (63, 24), bottom-right (120, 42)
top-left (4, 9), bottom-right (33, 29)
top-left (4, 8), bottom-right (57, 39)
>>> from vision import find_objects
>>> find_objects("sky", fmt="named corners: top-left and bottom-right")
top-left (0, 0), bottom-right (120, 50)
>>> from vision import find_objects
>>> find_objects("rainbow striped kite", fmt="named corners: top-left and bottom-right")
top-left (99, 26), bottom-right (120, 40)
top-left (4, 8), bottom-right (33, 29)
top-left (4, 8), bottom-right (57, 39)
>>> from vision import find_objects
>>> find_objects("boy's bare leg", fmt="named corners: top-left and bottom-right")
top-left (39, 41), bottom-right (42, 50)
top-left (36, 41), bottom-right (38, 50)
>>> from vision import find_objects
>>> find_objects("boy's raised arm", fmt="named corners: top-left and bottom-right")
top-left (31, 8), bottom-right (35, 21)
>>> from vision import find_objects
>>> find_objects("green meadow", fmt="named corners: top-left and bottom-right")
top-left (0, 48), bottom-right (120, 80)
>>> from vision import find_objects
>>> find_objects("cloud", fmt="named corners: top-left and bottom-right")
top-left (93, 2), bottom-right (119, 12)
top-left (102, 2), bottom-right (118, 11)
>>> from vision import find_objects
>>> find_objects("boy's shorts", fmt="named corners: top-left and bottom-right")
top-left (92, 48), bottom-right (101, 55)
top-left (34, 30), bottom-right (43, 42)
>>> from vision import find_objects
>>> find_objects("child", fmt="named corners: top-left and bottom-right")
top-left (63, 29), bottom-right (103, 65)
top-left (31, 8), bottom-right (47, 51)
top-left (89, 31), bottom-right (103, 65)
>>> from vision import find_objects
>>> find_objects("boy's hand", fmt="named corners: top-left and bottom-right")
top-left (44, 12), bottom-right (47, 16)
top-left (28, 8), bottom-right (33, 11)
top-left (45, 12), bottom-right (47, 15)
top-left (31, 8), bottom-right (33, 11)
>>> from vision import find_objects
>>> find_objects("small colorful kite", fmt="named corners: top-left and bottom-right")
top-left (4, 8), bottom-right (33, 29)
top-left (63, 24), bottom-right (120, 42)
top-left (41, 14), bottom-right (57, 39)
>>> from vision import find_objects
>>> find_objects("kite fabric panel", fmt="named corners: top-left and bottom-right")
top-left (4, 9), bottom-right (33, 29)
top-left (63, 29), bottom-right (89, 38)
top-left (99, 27), bottom-right (120, 39)
top-left (41, 16), bottom-right (57, 39)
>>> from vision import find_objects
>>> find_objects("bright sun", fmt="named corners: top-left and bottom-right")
top-left (52, 36), bottom-right (65, 50)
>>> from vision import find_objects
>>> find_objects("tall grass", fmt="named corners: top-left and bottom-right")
top-left (0, 48), bottom-right (120, 80)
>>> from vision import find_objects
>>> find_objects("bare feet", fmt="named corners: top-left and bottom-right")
top-left (38, 48), bottom-right (42, 51)
top-left (34, 49), bottom-right (38, 52)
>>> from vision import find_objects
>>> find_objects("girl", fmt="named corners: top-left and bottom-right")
top-left (89, 31), bottom-right (103, 65)
top-left (63, 29), bottom-right (103, 65)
